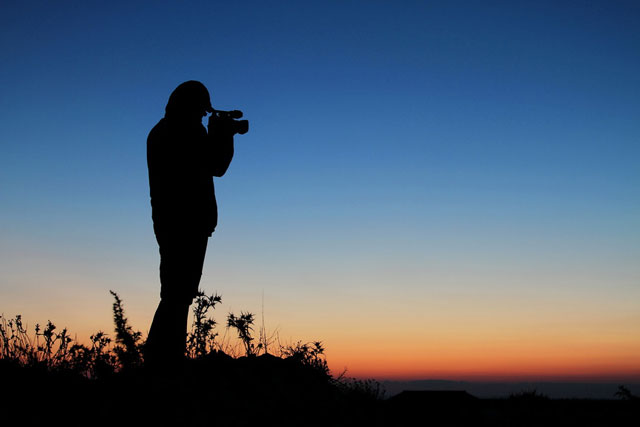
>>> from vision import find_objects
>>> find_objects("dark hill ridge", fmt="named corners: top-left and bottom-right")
top-left (1, 351), bottom-right (383, 427)
top-left (381, 379), bottom-right (640, 399)
top-left (2, 354), bottom-right (640, 426)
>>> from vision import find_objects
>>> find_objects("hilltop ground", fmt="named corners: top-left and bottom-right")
top-left (2, 293), bottom-right (638, 426)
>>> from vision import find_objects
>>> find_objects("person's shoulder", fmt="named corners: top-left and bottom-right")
top-left (148, 118), bottom-right (169, 142)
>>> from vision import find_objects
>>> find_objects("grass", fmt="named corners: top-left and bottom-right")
top-left (0, 291), bottom-right (383, 427)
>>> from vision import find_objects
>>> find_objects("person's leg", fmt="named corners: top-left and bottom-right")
top-left (145, 233), bottom-right (208, 367)
top-left (146, 299), bottom-right (190, 365)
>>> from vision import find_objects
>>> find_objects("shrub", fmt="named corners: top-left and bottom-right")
top-left (109, 290), bottom-right (143, 369)
top-left (186, 291), bottom-right (222, 358)
top-left (227, 311), bottom-right (256, 357)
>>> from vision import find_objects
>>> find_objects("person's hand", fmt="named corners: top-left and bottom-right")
top-left (208, 115), bottom-right (235, 138)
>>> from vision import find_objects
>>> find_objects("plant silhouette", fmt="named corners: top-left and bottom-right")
top-left (110, 290), bottom-right (143, 369)
top-left (227, 311), bottom-right (256, 356)
top-left (186, 291), bottom-right (221, 358)
top-left (1, 292), bottom-right (391, 426)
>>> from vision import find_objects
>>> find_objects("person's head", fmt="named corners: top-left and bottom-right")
top-left (165, 80), bottom-right (213, 121)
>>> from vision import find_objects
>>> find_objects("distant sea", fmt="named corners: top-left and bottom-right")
top-left (379, 379), bottom-right (640, 399)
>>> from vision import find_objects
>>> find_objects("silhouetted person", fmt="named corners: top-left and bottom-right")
top-left (145, 81), bottom-right (235, 369)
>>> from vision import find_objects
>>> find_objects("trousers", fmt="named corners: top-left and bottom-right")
top-left (145, 232), bottom-right (209, 366)
top-left (157, 232), bottom-right (208, 304)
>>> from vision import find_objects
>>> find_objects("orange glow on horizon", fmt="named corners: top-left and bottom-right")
top-left (33, 304), bottom-right (640, 384)
top-left (324, 331), bottom-right (640, 382)
top-left (329, 361), bottom-right (640, 383)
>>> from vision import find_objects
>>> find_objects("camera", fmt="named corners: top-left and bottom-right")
top-left (208, 108), bottom-right (249, 135)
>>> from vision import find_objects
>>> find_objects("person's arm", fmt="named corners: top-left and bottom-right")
top-left (205, 119), bottom-right (235, 177)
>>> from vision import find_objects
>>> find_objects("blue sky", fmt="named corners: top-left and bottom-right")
top-left (1, 1), bottom-right (639, 379)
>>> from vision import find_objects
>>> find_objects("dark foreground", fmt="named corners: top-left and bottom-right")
top-left (2, 355), bottom-right (638, 427)
top-left (387, 390), bottom-right (639, 426)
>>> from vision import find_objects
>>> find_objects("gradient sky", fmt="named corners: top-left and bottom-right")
top-left (1, 1), bottom-right (639, 381)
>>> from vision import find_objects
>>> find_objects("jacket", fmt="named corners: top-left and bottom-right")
top-left (147, 117), bottom-right (233, 236)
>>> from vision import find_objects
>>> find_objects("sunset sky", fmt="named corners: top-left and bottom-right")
top-left (1, 1), bottom-right (639, 382)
